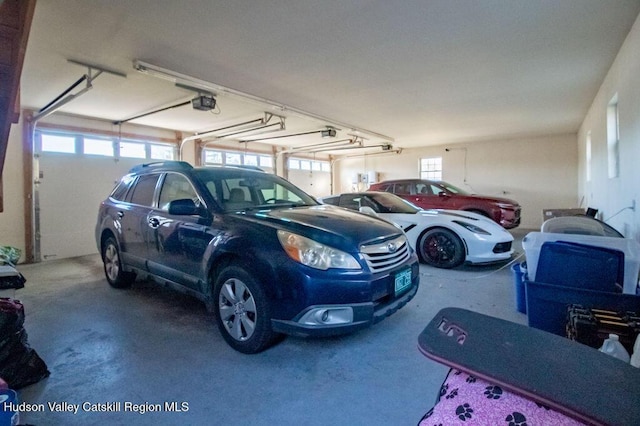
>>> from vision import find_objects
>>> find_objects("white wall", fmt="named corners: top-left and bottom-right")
top-left (578, 14), bottom-right (640, 240)
top-left (0, 116), bottom-right (26, 258)
top-left (335, 134), bottom-right (578, 230)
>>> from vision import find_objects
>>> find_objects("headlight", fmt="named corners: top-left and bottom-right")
top-left (496, 203), bottom-right (516, 210)
top-left (277, 230), bottom-right (361, 270)
top-left (452, 220), bottom-right (491, 235)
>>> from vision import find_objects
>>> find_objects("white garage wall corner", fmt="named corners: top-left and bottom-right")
top-left (578, 12), bottom-right (640, 240)
top-left (0, 116), bottom-right (26, 260)
top-left (335, 134), bottom-right (578, 230)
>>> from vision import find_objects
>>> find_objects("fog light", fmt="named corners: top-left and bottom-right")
top-left (321, 310), bottom-right (329, 322)
top-left (298, 306), bottom-right (353, 326)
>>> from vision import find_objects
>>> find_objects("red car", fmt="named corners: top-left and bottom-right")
top-left (369, 179), bottom-right (521, 229)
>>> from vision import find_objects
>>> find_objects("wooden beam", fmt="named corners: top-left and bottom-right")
top-left (0, 0), bottom-right (37, 212)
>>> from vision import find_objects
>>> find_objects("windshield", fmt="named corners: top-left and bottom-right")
top-left (436, 181), bottom-right (470, 195)
top-left (195, 169), bottom-right (318, 212)
top-left (363, 192), bottom-right (421, 214)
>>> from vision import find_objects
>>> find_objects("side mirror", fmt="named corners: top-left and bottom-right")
top-left (168, 199), bottom-right (201, 216)
top-left (437, 191), bottom-right (448, 198)
top-left (359, 206), bottom-right (379, 217)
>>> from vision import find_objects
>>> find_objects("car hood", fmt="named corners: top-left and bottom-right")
top-left (238, 204), bottom-right (403, 248)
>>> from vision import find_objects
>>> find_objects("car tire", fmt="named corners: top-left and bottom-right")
top-left (101, 237), bottom-right (135, 288)
top-left (213, 264), bottom-right (281, 354)
top-left (418, 228), bottom-right (465, 269)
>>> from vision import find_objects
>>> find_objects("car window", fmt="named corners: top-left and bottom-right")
top-left (430, 184), bottom-right (444, 195)
top-left (110, 174), bottom-right (135, 201)
top-left (196, 171), bottom-right (316, 212)
top-left (415, 183), bottom-right (432, 195)
top-left (393, 183), bottom-right (411, 194)
top-left (158, 173), bottom-right (199, 210)
top-left (439, 181), bottom-right (469, 195)
top-left (369, 193), bottom-right (420, 213)
top-left (339, 195), bottom-right (361, 211)
top-left (321, 196), bottom-right (339, 206)
top-left (129, 174), bottom-right (160, 207)
top-left (222, 179), bottom-right (250, 204)
top-left (205, 181), bottom-right (221, 204)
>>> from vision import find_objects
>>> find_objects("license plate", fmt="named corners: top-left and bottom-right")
top-left (394, 268), bottom-right (412, 296)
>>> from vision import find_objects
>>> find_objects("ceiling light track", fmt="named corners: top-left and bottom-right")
top-left (287, 138), bottom-right (354, 152)
top-left (197, 117), bottom-right (265, 135)
top-left (244, 126), bottom-right (337, 143)
top-left (222, 122), bottom-right (284, 139)
top-left (133, 60), bottom-right (395, 144)
top-left (335, 147), bottom-right (402, 162)
top-left (179, 113), bottom-right (285, 159)
top-left (304, 143), bottom-right (391, 154)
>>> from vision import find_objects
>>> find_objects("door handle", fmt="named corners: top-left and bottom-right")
top-left (148, 217), bottom-right (160, 229)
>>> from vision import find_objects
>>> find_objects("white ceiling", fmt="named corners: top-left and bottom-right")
top-left (20, 0), bottom-right (640, 154)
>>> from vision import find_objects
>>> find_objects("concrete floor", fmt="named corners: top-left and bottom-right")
top-left (9, 229), bottom-right (531, 426)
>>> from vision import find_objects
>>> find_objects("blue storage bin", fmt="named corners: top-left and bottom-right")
top-left (536, 241), bottom-right (624, 293)
top-left (525, 281), bottom-right (640, 336)
top-left (522, 231), bottom-right (640, 294)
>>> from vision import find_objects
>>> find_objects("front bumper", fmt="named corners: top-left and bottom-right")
top-left (271, 266), bottom-right (420, 338)
top-left (499, 208), bottom-right (522, 229)
top-left (465, 239), bottom-right (514, 264)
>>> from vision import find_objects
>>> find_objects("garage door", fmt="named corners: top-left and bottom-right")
top-left (36, 131), bottom-right (175, 261)
top-left (287, 157), bottom-right (331, 198)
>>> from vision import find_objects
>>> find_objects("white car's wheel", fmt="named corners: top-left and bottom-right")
top-left (418, 228), bottom-right (465, 268)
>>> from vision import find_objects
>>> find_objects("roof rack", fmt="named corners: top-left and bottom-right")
top-left (129, 161), bottom-right (194, 173)
top-left (202, 164), bottom-right (265, 172)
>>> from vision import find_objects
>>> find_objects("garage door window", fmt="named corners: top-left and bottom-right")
top-left (120, 141), bottom-right (147, 159)
top-left (37, 130), bottom-right (175, 160)
top-left (41, 134), bottom-right (76, 153)
top-left (202, 148), bottom-right (274, 172)
top-left (287, 157), bottom-right (330, 172)
top-left (84, 138), bottom-right (114, 156)
top-left (150, 144), bottom-right (175, 160)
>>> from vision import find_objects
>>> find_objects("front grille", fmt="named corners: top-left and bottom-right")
top-left (360, 235), bottom-right (411, 273)
top-left (493, 241), bottom-right (513, 253)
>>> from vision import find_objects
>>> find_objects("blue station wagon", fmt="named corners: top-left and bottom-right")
top-left (95, 162), bottom-right (420, 353)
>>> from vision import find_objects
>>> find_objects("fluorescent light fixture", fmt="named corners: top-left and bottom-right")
top-left (133, 60), bottom-right (395, 144)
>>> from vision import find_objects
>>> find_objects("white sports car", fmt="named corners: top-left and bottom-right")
top-left (319, 192), bottom-right (514, 269)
